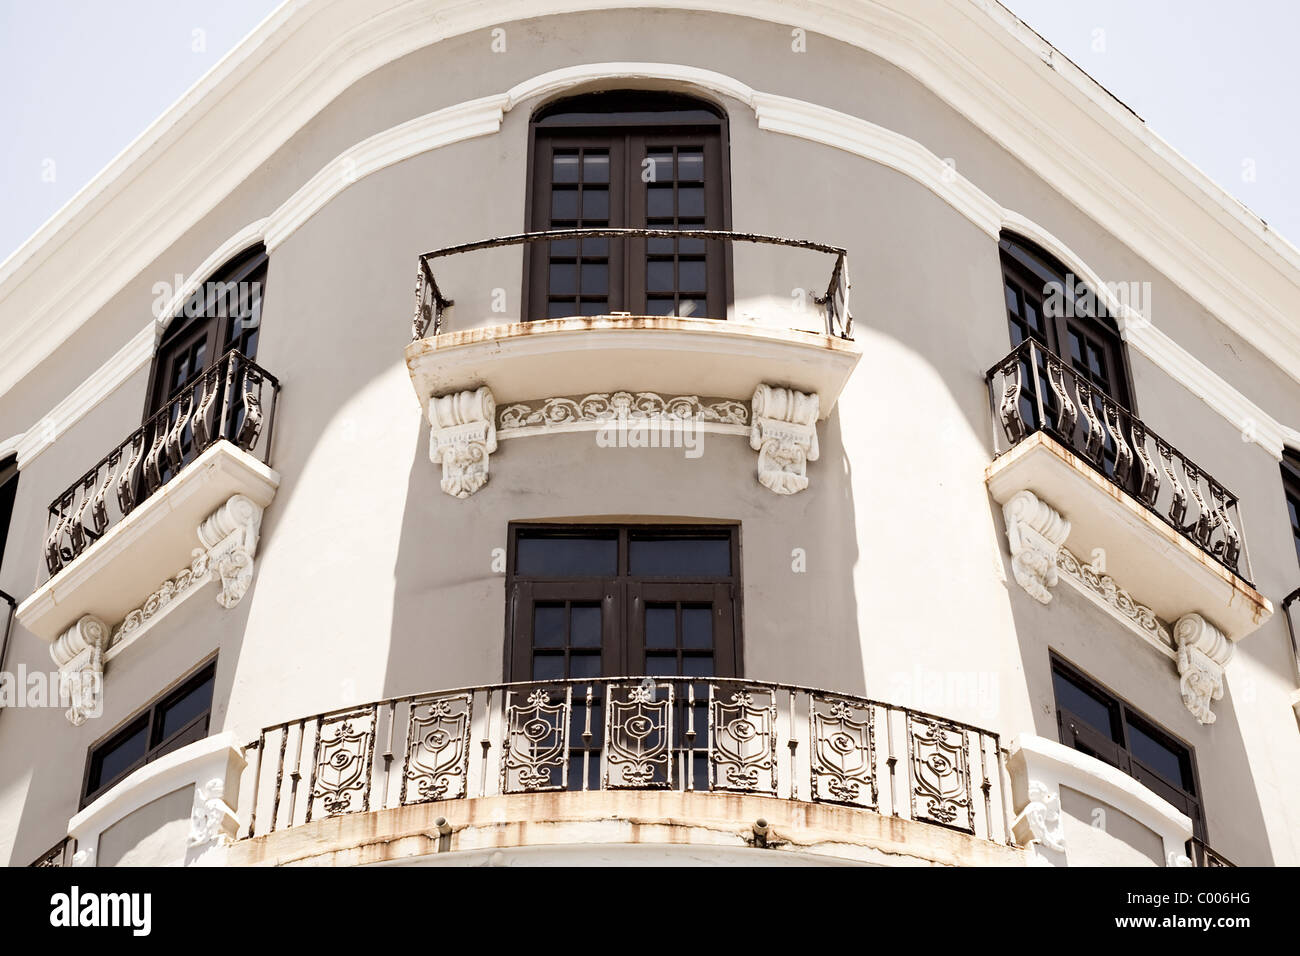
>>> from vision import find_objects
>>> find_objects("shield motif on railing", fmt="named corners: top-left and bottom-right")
top-left (307, 709), bottom-right (376, 822)
top-left (709, 687), bottom-right (776, 795)
top-left (810, 695), bottom-right (876, 808)
top-left (907, 714), bottom-right (972, 832)
top-left (402, 693), bottom-right (472, 803)
top-left (604, 682), bottom-right (673, 789)
top-left (502, 687), bottom-right (570, 792)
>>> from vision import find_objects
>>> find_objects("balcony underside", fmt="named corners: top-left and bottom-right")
top-left (18, 441), bottom-right (279, 643)
top-left (987, 431), bottom-right (1271, 642)
top-left (405, 316), bottom-right (861, 418)
top-left (225, 791), bottom-right (1027, 868)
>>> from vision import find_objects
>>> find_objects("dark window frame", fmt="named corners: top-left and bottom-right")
top-left (0, 455), bottom-right (17, 576)
top-left (80, 657), bottom-right (218, 808)
top-left (143, 244), bottom-right (268, 420)
top-left (522, 90), bottom-right (734, 321)
top-left (1000, 233), bottom-right (1138, 415)
top-left (1050, 653), bottom-right (1206, 841)
top-left (503, 522), bottom-right (743, 682)
top-left (1280, 451), bottom-right (1300, 572)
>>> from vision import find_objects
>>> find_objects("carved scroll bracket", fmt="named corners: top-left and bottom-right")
top-left (750, 384), bottom-right (820, 495)
top-left (1002, 490), bottom-right (1071, 604)
top-left (428, 387), bottom-right (496, 498)
top-left (50, 615), bottom-right (109, 727)
top-left (1173, 613), bottom-right (1232, 725)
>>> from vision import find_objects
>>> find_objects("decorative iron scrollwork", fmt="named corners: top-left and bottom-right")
top-left (604, 682), bottom-right (673, 789)
top-left (402, 693), bottom-right (472, 803)
top-left (1075, 379), bottom-right (1105, 462)
top-left (502, 687), bottom-right (570, 793)
top-left (1130, 421), bottom-right (1161, 507)
top-left (809, 694), bottom-right (876, 808)
top-left (1046, 356), bottom-right (1077, 436)
top-left (1158, 439), bottom-right (1188, 526)
top-left (709, 686), bottom-right (777, 795)
top-left (907, 714), bottom-right (973, 832)
top-left (307, 708), bottom-right (376, 822)
top-left (997, 357), bottom-right (1025, 444)
top-left (1103, 399), bottom-right (1133, 485)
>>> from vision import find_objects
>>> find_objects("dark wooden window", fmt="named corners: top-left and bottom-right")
top-left (1281, 452), bottom-right (1300, 571)
top-left (506, 523), bottom-right (740, 790)
top-left (81, 659), bottom-right (217, 807)
top-left (1001, 235), bottom-right (1136, 476)
top-left (146, 244), bottom-right (267, 418)
top-left (526, 91), bottom-right (730, 320)
top-left (1051, 655), bottom-right (1205, 842)
top-left (0, 456), bottom-right (17, 575)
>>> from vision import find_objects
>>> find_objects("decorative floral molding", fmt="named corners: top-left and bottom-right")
top-left (1014, 779), bottom-right (1066, 856)
top-left (1173, 613), bottom-right (1232, 725)
top-left (1056, 547), bottom-right (1171, 646)
top-left (428, 387), bottom-right (496, 498)
top-left (50, 615), bottom-right (108, 727)
top-left (497, 391), bottom-right (748, 433)
top-left (750, 384), bottom-right (820, 494)
top-left (1002, 490), bottom-right (1071, 604)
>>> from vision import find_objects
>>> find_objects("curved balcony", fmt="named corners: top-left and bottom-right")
top-left (17, 351), bottom-right (281, 724)
top-left (985, 340), bottom-right (1270, 658)
top-left (231, 678), bottom-right (1021, 866)
top-left (404, 230), bottom-right (861, 498)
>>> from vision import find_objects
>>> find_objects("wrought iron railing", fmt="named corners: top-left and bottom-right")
top-left (30, 836), bottom-right (71, 867)
top-left (987, 339), bottom-right (1252, 583)
top-left (242, 677), bottom-right (1011, 846)
top-left (43, 350), bottom-right (280, 579)
top-left (0, 589), bottom-right (14, 718)
top-left (412, 228), bottom-right (852, 340)
top-left (1188, 837), bottom-right (1234, 867)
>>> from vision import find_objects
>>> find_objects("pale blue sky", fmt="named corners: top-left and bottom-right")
top-left (1, 1), bottom-right (1296, 263)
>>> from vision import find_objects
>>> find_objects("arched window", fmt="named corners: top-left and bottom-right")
top-left (526, 90), bottom-right (731, 320)
top-left (999, 233), bottom-right (1134, 410)
top-left (146, 243), bottom-right (267, 418)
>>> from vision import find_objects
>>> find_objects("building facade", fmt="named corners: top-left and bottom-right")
top-left (2, 0), bottom-right (1299, 867)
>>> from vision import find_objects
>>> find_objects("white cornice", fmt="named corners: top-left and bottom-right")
top-left (8, 58), bottom-right (1299, 469)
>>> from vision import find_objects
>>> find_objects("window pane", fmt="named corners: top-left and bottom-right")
top-left (645, 606), bottom-right (676, 648)
top-left (645, 653), bottom-right (678, 676)
top-left (580, 262), bottom-right (608, 295)
top-left (568, 652), bottom-right (602, 680)
top-left (516, 535), bottom-right (617, 576)
top-left (646, 259), bottom-right (675, 293)
top-left (681, 656), bottom-right (714, 678)
top-left (157, 672), bottom-right (214, 743)
top-left (552, 152), bottom-right (580, 182)
top-left (645, 153), bottom-right (673, 183)
top-left (676, 298), bottom-right (704, 318)
top-left (647, 186), bottom-right (674, 218)
top-left (681, 607), bottom-right (712, 649)
top-left (533, 605), bottom-right (566, 647)
top-left (677, 151), bottom-right (704, 182)
top-left (570, 604), bottom-right (602, 648)
top-left (532, 654), bottom-right (565, 681)
top-left (1127, 718), bottom-right (1190, 790)
top-left (1052, 669), bottom-right (1116, 741)
top-left (551, 188), bottom-right (579, 220)
top-left (90, 719), bottom-right (149, 793)
top-left (549, 263), bottom-right (577, 296)
top-left (678, 259), bottom-right (707, 293)
top-left (677, 187), bottom-right (705, 218)
top-left (629, 536), bottom-right (731, 575)
top-left (581, 188), bottom-right (609, 220)
top-left (583, 152), bottom-right (609, 183)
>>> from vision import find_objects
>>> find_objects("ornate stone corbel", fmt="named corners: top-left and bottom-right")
top-left (188, 777), bottom-right (238, 849)
top-left (71, 847), bottom-right (95, 867)
top-left (1013, 779), bottom-right (1066, 855)
top-left (1002, 490), bottom-right (1071, 604)
top-left (1173, 613), bottom-right (1232, 725)
top-left (429, 386), bottom-right (496, 498)
top-left (750, 384), bottom-right (820, 494)
top-left (50, 615), bottom-right (109, 726)
top-left (197, 494), bottom-right (264, 609)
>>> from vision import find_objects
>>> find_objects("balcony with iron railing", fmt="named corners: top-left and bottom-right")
top-left (227, 677), bottom-right (1020, 866)
top-left (17, 351), bottom-right (282, 702)
top-left (403, 229), bottom-right (861, 498)
top-left (984, 340), bottom-right (1271, 663)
